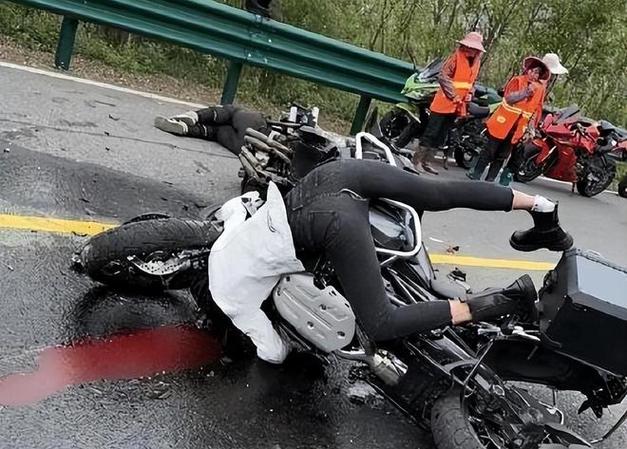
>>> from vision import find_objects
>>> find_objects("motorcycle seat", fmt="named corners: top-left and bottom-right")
top-left (468, 102), bottom-right (490, 119)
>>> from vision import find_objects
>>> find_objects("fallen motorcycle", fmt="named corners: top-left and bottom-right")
top-left (73, 128), bottom-right (627, 449)
top-left (511, 106), bottom-right (617, 197)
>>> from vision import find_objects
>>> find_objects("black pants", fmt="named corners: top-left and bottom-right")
top-left (483, 135), bottom-right (513, 181)
top-left (421, 112), bottom-right (457, 149)
top-left (187, 105), bottom-right (269, 155)
top-left (284, 159), bottom-right (514, 341)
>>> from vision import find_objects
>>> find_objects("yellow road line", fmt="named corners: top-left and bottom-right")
top-left (430, 254), bottom-right (554, 271)
top-left (0, 213), bottom-right (555, 271)
top-left (0, 214), bottom-right (116, 236)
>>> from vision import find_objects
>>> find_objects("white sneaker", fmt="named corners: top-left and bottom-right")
top-left (154, 116), bottom-right (189, 135)
top-left (171, 110), bottom-right (199, 127)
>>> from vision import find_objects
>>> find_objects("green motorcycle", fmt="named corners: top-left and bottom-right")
top-left (379, 58), bottom-right (501, 168)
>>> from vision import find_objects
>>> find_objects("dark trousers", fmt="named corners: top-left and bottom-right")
top-left (284, 159), bottom-right (514, 341)
top-left (472, 127), bottom-right (516, 181)
top-left (421, 112), bottom-right (457, 149)
top-left (187, 105), bottom-right (268, 155)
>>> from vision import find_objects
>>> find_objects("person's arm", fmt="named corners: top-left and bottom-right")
top-left (438, 54), bottom-right (458, 100)
top-left (504, 77), bottom-right (534, 105)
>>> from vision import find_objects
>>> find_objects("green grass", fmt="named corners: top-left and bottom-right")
top-left (613, 161), bottom-right (627, 191)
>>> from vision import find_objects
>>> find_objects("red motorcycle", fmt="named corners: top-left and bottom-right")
top-left (512, 106), bottom-right (617, 197)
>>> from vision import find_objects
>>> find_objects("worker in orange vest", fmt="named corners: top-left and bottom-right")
top-left (412, 32), bottom-right (485, 175)
top-left (467, 56), bottom-right (550, 183)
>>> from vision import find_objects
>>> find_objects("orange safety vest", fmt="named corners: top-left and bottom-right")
top-left (486, 75), bottom-right (546, 144)
top-left (430, 49), bottom-right (481, 116)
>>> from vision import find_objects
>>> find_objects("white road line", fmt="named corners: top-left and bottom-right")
top-left (0, 61), bottom-right (207, 108)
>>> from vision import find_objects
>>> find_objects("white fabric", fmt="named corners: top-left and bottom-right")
top-left (532, 195), bottom-right (555, 213)
top-left (208, 182), bottom-right (304, 363)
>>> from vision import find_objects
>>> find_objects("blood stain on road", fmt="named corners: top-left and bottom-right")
top-left (0, 325), bottom-right (221, 406)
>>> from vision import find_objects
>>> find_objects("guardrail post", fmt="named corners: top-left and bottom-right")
top-left (221, 61), bottom-right (244, 104)
top-left (55, 17), bottom-right (79, 70)
top-left (350, 95), bottom-right (372, 135)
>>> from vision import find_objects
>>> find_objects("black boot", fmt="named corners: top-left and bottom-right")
top-left (464, 274), bottom-right (537, 322)
top-left (510, 204), bottom-right (574, 252)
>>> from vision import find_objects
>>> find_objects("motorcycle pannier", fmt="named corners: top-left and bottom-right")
top-left (539, 249), bottom-right (627, 376)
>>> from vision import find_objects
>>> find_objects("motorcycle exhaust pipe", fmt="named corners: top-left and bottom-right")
top-left (335, 349), bottom-right (408, 386)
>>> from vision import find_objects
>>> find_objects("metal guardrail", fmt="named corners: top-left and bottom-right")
top-left (9, 0), bottom-right (416, 133)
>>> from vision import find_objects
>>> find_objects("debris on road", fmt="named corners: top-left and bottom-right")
top-left (2, 261), bottom-right (15, 271)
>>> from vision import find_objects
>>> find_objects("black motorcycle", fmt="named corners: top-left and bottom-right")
top-left (73, 127), bottom-right (627, 449)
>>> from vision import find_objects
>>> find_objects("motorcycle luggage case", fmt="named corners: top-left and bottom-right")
top-left (539, 249), bottom-right (627, 376)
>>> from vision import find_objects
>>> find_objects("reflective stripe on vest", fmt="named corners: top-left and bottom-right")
top-left (500, 100), bottom-right (534, 119)
top-left (452, 81), bottom-right (474, 90)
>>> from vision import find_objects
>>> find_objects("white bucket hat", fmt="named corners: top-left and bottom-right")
top-left (542, 53), bottom-right (568, 75)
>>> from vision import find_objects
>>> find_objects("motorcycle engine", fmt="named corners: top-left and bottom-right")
top-left (273, 273), bottom-right (356, 353)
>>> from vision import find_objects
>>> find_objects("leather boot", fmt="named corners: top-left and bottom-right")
top-left (464, 274), bottom-right (538, 323)
top-left (418, 147), bottom-right (439, 175)
top-left (510, 204), bottom-right (574, 252)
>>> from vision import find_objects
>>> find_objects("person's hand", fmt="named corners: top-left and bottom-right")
top-left (525, 84), bottom-right (537, 98)
top-left (453, 95), bottom-right (464, 104)
top-left (464, 93), bottom-right (473, 102)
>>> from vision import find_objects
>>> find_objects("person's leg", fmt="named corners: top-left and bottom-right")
top-left (335, 159), bottom-right (573, 251)
top-left (299, 197), bottom-right (452, 340)
top-left (154, 105), bottom-right (236, 136)
top-left (290, 196), bottom-right (536, 341)
top-left (232, 110), bottom-right (269, 135)
top-left (413, 113), bottom-right (452, 175)
top-left (197, 105), bottom-right (237, 125)
top-left (341, 159), bottom-right (515, 212)
top-left (468, 135), bottom-right (499, 180)
top-left (216, 126), bottom-right (244, 155)
top-left (485, 138), bottom-right (512, 182)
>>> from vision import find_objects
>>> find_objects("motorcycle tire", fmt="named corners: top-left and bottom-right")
top-left (430, 391), bottom-right (486, 449)
top-left (454, 147), bottom-right (478, 169)
top-left (379, 109), bottom-right (410, 141)
top-left (79, 218), bottom-right (219, 291)
top-left (513, 148), bottom-right (551, 183)
top-left (576, 157), bottom-right (616, 197)
top-left (619, 174), bottom-right (627, 198)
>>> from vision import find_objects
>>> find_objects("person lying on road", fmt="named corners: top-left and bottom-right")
top-left (154, 104), bottom-right (270, 156)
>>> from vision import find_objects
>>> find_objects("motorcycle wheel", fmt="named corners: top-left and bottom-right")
top-left (619, 174), bottom-right (627, 198)
top-left (79, 218), bottom-right (219, 291)
top-left (379, 109), bottom-right (411, 141)
top-left (454, 147), bottom-right (478, 169)
top-left (513, 151), bottom-right (550, 183)
top-left (576, 157), bottom-right (616, 197)
top-left (431, 391), bottom-right (487, 449)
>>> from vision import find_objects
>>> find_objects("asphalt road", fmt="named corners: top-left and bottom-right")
top-left (0, 63), bottom-right (625, 449)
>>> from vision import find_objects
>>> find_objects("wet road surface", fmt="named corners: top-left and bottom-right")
top-left (1, 63), bottom-right (626, 449)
